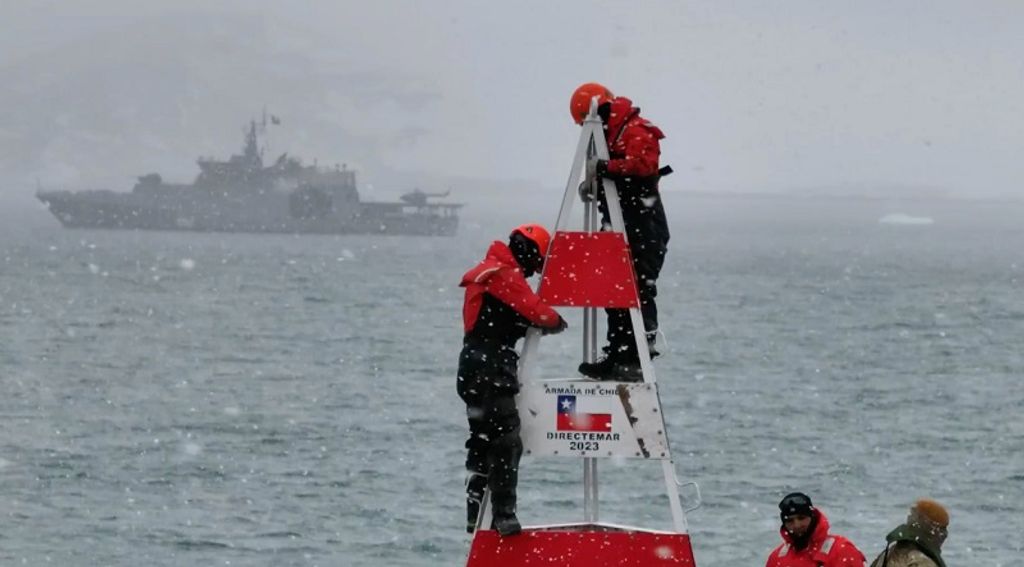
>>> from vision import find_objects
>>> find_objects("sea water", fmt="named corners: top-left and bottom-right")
top-left (1, 194), bottom-right (1021, 565)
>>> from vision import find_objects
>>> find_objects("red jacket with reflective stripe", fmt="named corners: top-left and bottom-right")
top-left (766, 510), bottom-right (867, 567)
top-left (460, 241), bottom-right (560, 334)
top-left (604, 96), bottom-right (664, 178)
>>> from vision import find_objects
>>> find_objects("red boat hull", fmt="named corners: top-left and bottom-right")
top-left (467, 524), bottom-right (696, 566)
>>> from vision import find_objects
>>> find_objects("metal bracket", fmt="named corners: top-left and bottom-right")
top-left (673, 475), bottom-right (703, 514)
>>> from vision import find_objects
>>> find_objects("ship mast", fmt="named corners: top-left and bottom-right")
top-left (243, 120), bottom-right (263, 169)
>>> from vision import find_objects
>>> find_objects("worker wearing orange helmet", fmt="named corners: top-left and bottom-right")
top-left (457, 224), bottom-right (567, 536)
top-left (571, 82), bottom-right (671, 381)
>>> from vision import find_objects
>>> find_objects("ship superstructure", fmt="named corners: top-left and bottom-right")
top-left (38, 120), bottom-right (461, 236)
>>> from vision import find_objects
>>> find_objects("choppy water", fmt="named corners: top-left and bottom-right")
top-left (1, 195), bottom-right (1022, 566)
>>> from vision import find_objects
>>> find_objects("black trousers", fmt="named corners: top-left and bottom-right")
top-left (604, 194), bottom-right (670, 358)
top-left (456, 344), bottom-right (522, 517)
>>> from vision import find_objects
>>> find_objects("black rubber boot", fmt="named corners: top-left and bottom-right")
top-left (578, 353), bottom-right (642, 382)
top-left (647, 331), bottom-right (661, 359)
top-left (578, 351), bottom-right (614, 377)
top-left (491, 487), bottom-right (522, 537)
top-left (466, 498), bottom-right (480, 534)
top-left (492, 513), bottom-right (522, 537)
top-left (465, 473), bottom-right (487, 533)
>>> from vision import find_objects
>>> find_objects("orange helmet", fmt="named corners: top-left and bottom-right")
top-left (570, 82), bottom-right (614, 124)
top-left (511, 223), bottom-right (552, 258)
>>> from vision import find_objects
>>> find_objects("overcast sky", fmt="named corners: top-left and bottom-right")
top-left (3, 0), bottom-right (1023, 210)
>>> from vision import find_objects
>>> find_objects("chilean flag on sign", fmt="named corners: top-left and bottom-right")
top-left (556, 395), bottom-right (612, 432)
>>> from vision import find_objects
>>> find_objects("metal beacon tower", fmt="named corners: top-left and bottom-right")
top-left (465, 99), bottom-right (700, 566)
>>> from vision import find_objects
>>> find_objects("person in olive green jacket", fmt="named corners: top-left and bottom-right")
top-left (869, 499), bottom-right (949, 567)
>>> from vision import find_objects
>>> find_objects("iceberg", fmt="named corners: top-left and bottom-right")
top-left (878, 213), bottom-right (934, 226)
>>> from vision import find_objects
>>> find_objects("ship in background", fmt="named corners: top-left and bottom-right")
top-left (37, 118), bottom-right (461, 236)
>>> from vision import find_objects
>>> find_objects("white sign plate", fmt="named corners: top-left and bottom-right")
top-left (517, 380), bottom-right (670, 459)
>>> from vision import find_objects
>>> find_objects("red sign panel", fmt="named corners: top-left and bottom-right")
top-left (538, 231), bottom-right (640, 308)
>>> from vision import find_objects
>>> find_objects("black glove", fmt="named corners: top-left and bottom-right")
top-left (541, 316), bottom-right (568, 335)
top-left (578, 180), bottom-right (595, 203)
top-left (586, 158), bottom-right (610, 180)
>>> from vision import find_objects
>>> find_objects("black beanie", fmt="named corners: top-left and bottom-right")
top-left (779, 492), bottom-right (815, 520)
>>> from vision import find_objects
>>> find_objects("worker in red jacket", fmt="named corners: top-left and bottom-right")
top-left (570, 82), bottom-right (670, 381)
top-left (459, 224), bottom-right (567, 537)
top-left (766, 492), bottom-right (867, 567)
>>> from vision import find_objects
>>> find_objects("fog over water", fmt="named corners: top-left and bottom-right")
top-left (3, 0), bottom-right (1024, 216)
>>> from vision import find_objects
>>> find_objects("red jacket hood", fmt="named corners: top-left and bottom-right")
top-left (459, 240), bottom-right (560, 334)
top-left (460, 241), bottom-right (519, 287)
top-left (606, 96), bottom-right (638, 139)
top-left (605, 96), bottom-right (664, 142)
top-left (485, 240), bottom-right (518, 265)
top-left (779, 508), bottom-right (831, 548)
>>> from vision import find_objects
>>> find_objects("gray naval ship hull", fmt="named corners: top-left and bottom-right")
top-left (38, 189), bottom-right (459, 236)
top-left (36, 119), bottom-right (461, 236)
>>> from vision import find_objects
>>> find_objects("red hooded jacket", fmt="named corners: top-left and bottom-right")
top-left (460, 241), bottom-right (560, 335)
top-left (766, 510), bottom-right (866, 567)
top-left (604, 96), bottom-right (665, 178)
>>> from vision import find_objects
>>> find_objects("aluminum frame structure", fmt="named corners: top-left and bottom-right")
top-left (514, 98), bottom-right (690, 532)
